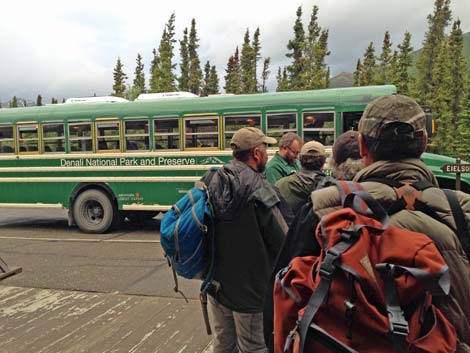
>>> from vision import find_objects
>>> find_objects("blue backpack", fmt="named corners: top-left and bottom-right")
top-left (160, 170), bottom-right (217, 334)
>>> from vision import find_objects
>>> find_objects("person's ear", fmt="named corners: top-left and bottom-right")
top-left (358, 133), bottom-right (374, 166)
top-left (358, 134), bottom-right (367, 158)
top-left (252, 146), bottom-right (261, 163)
top-left (421, 131), bottom-right (428, 152)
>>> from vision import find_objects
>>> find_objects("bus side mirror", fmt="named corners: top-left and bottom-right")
top-left (425, 113), bottom-right (435, 138)
top-left (421, 105), bottom-right (435, 137)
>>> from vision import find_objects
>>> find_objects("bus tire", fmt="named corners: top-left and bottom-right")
top-left (73, 189), bottom-right (115, 233)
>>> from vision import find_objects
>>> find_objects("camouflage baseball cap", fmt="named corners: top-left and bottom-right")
top-left (358, 94), bottom-right (426, 139)
top-left (230, 127), bottom-right (277, 150)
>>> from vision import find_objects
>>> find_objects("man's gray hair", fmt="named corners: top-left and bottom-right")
top-left (279, 132), bottom-right (301, 148)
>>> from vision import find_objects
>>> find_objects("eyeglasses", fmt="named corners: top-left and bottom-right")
top-left (287, 146), bottom-right (300, 156)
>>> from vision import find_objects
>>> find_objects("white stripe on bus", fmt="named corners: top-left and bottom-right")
top-left (0, 165), bottom-right (221, 173)
top-left (0, 202), bottom-right (173, 211)
top-left (0, 176), bottom-right (199, 182)
top-left (0, 203), bottom-right (64, 209)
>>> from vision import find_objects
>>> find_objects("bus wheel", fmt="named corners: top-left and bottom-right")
top-left (73, 189), bottom-right (115, 233)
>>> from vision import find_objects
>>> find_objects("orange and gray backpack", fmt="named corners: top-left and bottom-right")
top-left (273, 181), bottom-right (457, 353)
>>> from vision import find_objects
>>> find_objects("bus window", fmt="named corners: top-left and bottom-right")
top-left (124, 120), bottom-right (149, 151)
top-left (69, 122), bottom-right (93, 153)
top-left (154, 118), bottom-right (179, 150)
top-left (303, 111), bottom-right (335, 145)
top-left (184, 116), bottom-right (219, 149)
top-left (342, 111), bottom-right (362, 132)
top-left (42, 123), bottom-right (65, 153)
top-left (96, 120), bottom-right (120, 152)
top-left (0, 125), bottom-right (14, 154)
top-left (224, 114), bottom-right (261, 148)
top-left (266, 112), bottom-right (297, 144)
top-left (17, 124), bottom-right (39, 152)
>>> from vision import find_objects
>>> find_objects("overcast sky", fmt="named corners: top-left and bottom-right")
top-left (1, 0), bottom-right (469, 103)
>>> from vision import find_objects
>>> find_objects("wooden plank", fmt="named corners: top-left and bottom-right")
top-left (0, 286), bottom-right (212, 353)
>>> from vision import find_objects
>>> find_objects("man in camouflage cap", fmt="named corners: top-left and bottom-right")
top-left (358, 94), bottom-right (427, 163)
top-left (307, 94), bottom-right (470, 351)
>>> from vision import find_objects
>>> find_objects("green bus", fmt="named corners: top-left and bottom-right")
top-left (0, 85), bottom-right (467, 233)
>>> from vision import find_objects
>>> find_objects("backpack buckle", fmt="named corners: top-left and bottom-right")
top-left (388, 305), bottom-right (409, 336)
top-left (319, 250), bottom-right (339, 279)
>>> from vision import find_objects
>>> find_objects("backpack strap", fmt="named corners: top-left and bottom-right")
top-left (376, 263), bottom-right (451, 353)
top-left (199, 167), bottom-right (219, 335)
top-left (443, 189), bottom-right (470, 259)
top-left (363, 177), bottom-right (442, 221)
top-left (375, 264), bottom-right (409, 353)
top-left (306, 323), bottom-right (358, 353)
top-left (294, 191), bottom-right (390, 353)
top-left (296, 230), bottom-right (360, 353)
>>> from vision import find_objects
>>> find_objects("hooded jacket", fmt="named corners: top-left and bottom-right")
top-left (310, 158), bottom-right (470, 352)
top-left (206, 160), bottom-right (287, 312)
top-left (275, 169), bottom-right (326, 212)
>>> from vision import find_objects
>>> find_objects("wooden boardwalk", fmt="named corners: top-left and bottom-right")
top-left (0, 285), bottom-right (212, 353)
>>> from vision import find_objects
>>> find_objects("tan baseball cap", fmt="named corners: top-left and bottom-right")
top-left (230, 127), bottom-right (277, 150)
top-left (358, 94), bottom-right (426, 139)
top-left (300, 140), bottom-right (325, 156)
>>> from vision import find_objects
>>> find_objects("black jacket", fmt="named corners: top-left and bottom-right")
top-left (206, 160), bottom-right (287, 312)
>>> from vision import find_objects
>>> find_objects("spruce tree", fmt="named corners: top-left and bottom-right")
top-left (360, 42), bottom-right (376, 86)
top-left (10, 96), bottom-right (18, 108)
top-left (395, 32), bottom-right (414, 95)
top-left (313, 29), bottom-right (330, 88)
top-left (133, 53), bottom-right (146, 96)
top-left (448, 20), bottom-right (466, 127)
top-left (208, 65), bottom-right (220, 95)
top-left (112, 57), bottom-right (128, 97)
top-left (36, 94), bottom-right (42, 106)
top-left (416, 0), bottom-right (452, 104)
top-left (276, 67), bottom-right (289, 92)
top-left (224, 47), bottom-right (241, 94)
top-left (155, 13), bottom-right (177, 92)
top-left (240, 29), bottom-right (256, 93)
top-left (325, 67), bottom-right (330, 88)
top-left (456, 65), bottom-right (470, 161)
top-left (301, 5), bottom-right (330, 89)
top-left (389, 50), bottom-right (399, 86)
top-left (429, 40), bottom-right (452, 155)
top-left (376, 31), bottom-right (393, 85)
top-left (178, 27), bottom-right (190, 91)
top-left (353, 59), bottom-right (362, 86)
top-left (252, 28), bottom-right (261, 92)
top-left (149, 48), bottom-right (161, 92)
top-left (261, 58), bottom-right (271, 93)
top-left (286, 6), bottom-right (305, 90)
top-left (202, 61), bottom-right (211, 97)
top-left (188, 18), bottom-right (202, 95)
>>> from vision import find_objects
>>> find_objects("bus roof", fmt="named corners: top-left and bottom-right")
top-left (0, 85), bottom-right (397, 123)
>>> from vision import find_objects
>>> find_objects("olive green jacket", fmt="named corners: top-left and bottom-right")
top-left (310, 158), bottom-right (470, 352)
top-left (275, 169), bottom-right (326, 212)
